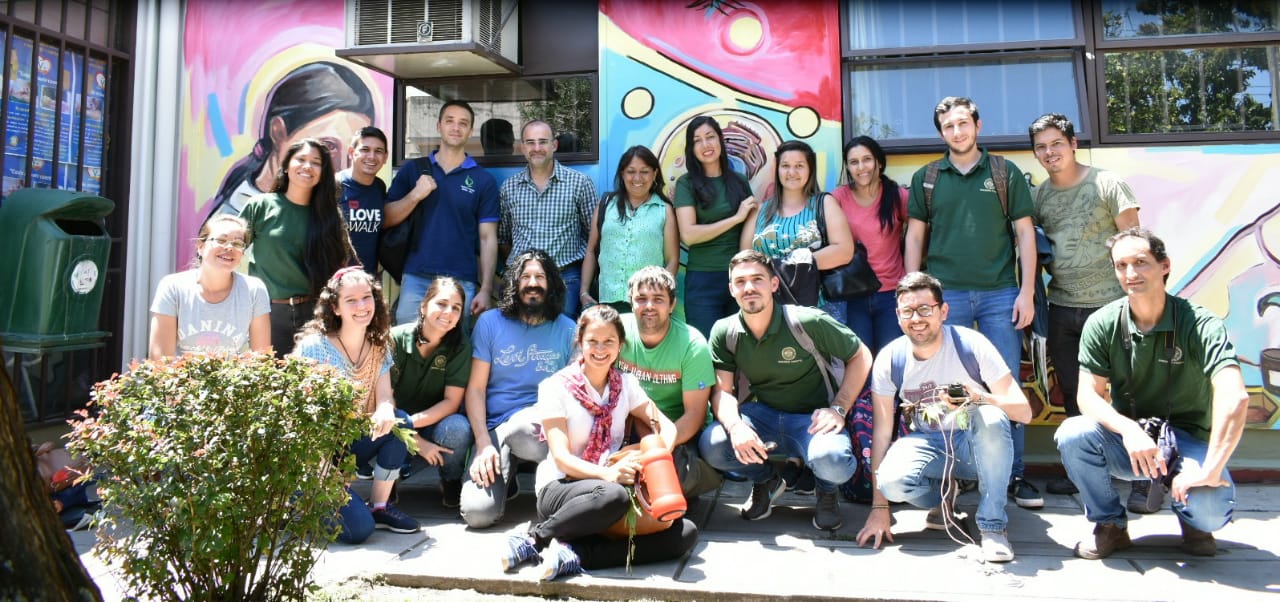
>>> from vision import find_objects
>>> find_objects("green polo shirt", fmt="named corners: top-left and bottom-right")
top-left (1078, 294), bottom-right (1237, 441)
top-left (906, 149), bottom-right (1035, 290)
top-left (389, 323), bottom-right (472, 415)
top-left (709, 304), bottom-right (860, 414)
top-left (240, 193), bottom-right (312, 299)
top-left (617, 313), bottom-right (714, 424)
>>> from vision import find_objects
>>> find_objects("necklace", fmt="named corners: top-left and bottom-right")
top-left (337, 335), bottom-right (368, 367)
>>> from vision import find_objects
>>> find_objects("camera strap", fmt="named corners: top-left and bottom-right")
top-left (1118, 298), bottom-right (1177, 420)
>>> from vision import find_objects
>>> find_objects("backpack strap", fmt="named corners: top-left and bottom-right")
top-left (594, 193), bottom-right (612, 245)
top-left (888, 336), bottom-right (910, 437)
top-left (781, 305), bottom-right (835, 400)
top-left (922, 159), bottom-right (943, 221)
top-left (989, 154), bottom-right (1009, 219)
top-left (945, 325), bottom-right (985, 387)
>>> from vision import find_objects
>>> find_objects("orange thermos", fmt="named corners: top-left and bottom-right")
top-left (635, 434), bottom-right (686, 522)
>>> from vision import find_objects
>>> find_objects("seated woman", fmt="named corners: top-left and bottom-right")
top-left (500, 305), bottom-right (698, 580)
top-left (293, 267), bottom-right (420, 543)
top-left (148, 214), bottom-right (270, 358)
top-left (389, 277), bottom-right (476, 509)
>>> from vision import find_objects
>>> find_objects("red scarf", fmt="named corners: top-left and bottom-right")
top-left (563, 360), bottom-right (623, 465)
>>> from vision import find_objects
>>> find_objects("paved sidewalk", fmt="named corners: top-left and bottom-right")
top-left (75, 469), bottom-right (1280, 601)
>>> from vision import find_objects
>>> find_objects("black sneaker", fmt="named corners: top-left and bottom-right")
top-left (813, 490), bottom-right (842, 530)
top-left (1127, 479), bottom-right (1164, 514)
top-left (780, 460), bottom-right (803, 491)
top-left (793, 467), bottom-right (816, 496)
top-left (371, 503), bottom-right (420, 533)
top-left (355, 464), bottom-right (373, 480)
top-left (1008, 477), bottom-right (1044, 509)
top-left (1046, 476), bottom-right (1079, 495)
top-left (440, 478), bottom-right (463, 509)
top-left (741, 474), bottom-right (785, 521)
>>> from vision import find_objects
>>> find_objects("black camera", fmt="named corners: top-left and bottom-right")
top-left (946, 383), bottom-right (967, 399)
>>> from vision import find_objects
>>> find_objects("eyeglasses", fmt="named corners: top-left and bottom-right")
top-left (205, 237), bottom-right (246, 251)
top-left (896, 303), bottom-right (941, 319)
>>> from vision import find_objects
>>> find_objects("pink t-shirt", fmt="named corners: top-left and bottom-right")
top-left (831, 185), bottom-right (908, 292)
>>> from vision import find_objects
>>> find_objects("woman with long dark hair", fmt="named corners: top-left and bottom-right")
top-left (673, 116), bottom-right (758, 337)
top-left (499, 305), bottom-right (697, 580)
top-left (579, 145), bottom-right (679, 312)
top-left (389, 276), bottom-right (475, 509)
top-left (148, 215), bottom-right (271, 358)
top-left (207, 61), bottom-right (375, 218)
top-left (240, 138), bottom-right (356, 356)
top-left (743, 139), bottom-right (854, 308)
top-left (830, 136), bottom-right (908, 354)
top-left (293, 267), bottom-right (420, 542)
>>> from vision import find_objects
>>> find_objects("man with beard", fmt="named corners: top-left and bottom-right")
top-left (616, 266), bottom-right (721, 499)
top-left (337, 126), bottom-right (388, 275)
top-left (855, 271), bottom-right (1032, 563)
top-left (903, 96), bottom-right (1042, 510)
top-left (498, 120), bottom-right (597, 318)
top-left (699, 250), bottom-right (871, 531)
top-left (460, 249), bottom-right (576, 528)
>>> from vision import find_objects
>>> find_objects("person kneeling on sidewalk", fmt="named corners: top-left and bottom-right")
top-left (855, 272), bottom-right (1031, 563)
top-left (1055, 228), bottom-right (1247, 559)
top-left (697, 251), bottom-right (871, 531)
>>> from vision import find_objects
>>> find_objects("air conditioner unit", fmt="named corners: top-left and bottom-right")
top-left (337, 0), bottom-right (520, 79)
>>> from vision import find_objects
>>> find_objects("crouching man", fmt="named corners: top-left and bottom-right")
top-left (1055, 228), bottom-right (1247, 559)
top-left (856, 272), bottom-right (1032, 562)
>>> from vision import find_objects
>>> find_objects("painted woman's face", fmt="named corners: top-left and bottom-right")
top-left (280, 110), bottom-right (372, 172)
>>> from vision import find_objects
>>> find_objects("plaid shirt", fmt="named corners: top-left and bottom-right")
top-left (499, 160), bottom-right (597, 268)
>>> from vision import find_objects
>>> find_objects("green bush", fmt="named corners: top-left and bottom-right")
top-left (68, 352), bottom-right (367, 602)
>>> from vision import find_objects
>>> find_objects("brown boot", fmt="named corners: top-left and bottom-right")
top-left (1179, 519), bottom-right (1217, 556)
top-left (1075, 523), bottom-right (1132, 560)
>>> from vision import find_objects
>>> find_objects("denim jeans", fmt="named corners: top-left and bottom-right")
top-left (683, 269), bottom-right (736, 339)
top-left (844, 290), bottom-right (901, 355)
top-left (1055, 416), bottom-right (1236, 532)
top-left (458, 405), bottom-right (549, 528)
top-left (876, 405), bottom-right (1015, 532)
top-left (943, 286), bottom-right (1025, 478)
top-left (395, 273), bottom-right (479, 331)
top-left (335, 487), bottom-right (375, 544)
top-left (350, 412), bottom-right (409, 482)
top-left (561, 264), bottom-right (583, 319)
top-left (411, 413), bottom-right (474, 482)
top-left (1046, 304), bottom-right (1102, 417)
top-left (698, 402), bottom-right (858, 493)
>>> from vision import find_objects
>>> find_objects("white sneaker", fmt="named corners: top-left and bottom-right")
top-left (981, 530), bottom-right (1015, 562)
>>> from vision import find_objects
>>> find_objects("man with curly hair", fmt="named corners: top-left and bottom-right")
top-left (460, 249), bottom-right (577, 528)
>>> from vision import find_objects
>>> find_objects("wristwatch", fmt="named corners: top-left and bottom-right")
top-left (829, 405), bottom-right (848, 418)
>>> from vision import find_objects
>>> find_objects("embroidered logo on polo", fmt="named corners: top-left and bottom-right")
top-left (432, 355), bottom-right (447, 369)
top-left (779, 346), bottom-right (802, 364)
top-left (461, 174), bottom-right (476, 194)
top-left (983, 178), bottom-right (996, 193)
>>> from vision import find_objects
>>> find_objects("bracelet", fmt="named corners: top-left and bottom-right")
top-left (871, 504), bottom-right (890, 510)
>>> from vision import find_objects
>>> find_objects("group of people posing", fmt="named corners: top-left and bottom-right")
top-left (148, 96), bottom-right (1248, 578)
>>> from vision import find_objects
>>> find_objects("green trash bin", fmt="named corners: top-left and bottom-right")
top-left (0, 188), bottom-right (114, 347)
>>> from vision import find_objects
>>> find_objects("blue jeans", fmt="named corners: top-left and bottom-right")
top-left (395, 272), bottom-right (479, 330)
top-left (683, 269), bottom-right (736, 339)
top-left (943, 286), bottom-right (1025, 478)
top-left (1055, 416), bottom-right (1236, 532)
top-left (350, 413), bottom-right (409, 482)
top-left (876, 405), bottom-right (1015, 532)
top-left (844, 290), bottom-right (901, 355)
top-left (336, 487), bottom-right (375, 544)
top-left (411, 413), bottom-right (474, 482)
top-left (698, 402), bottom-right (857, 494)
top-left (561, 263), bottom-right (582, 319)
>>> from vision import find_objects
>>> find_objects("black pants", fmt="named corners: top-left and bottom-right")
top-left (269, 300), bottom-right (315, 357)
top-left (532, 478), bottom-right (698, 570)
top-left (1047, 304), bottom-right (1103, 416)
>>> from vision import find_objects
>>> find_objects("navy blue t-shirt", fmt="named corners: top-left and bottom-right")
top-left (338, 170), bottom-right (387, 273)
top-left (387, 152), bottom-right (499, 284)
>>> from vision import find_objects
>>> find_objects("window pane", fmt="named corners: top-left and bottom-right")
top-left (848, 56), bottom-right (1082, 140)
top-left (403, 74), bottom-right (594, 160)
top-left (847, 0), bottom-right (1076, 50)
top-left (1104, 45), bottom-right (1278, 134)
top-left (1101, 0), bottom-right (1277, 39)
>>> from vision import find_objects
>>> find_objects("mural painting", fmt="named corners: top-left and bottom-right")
top-left (177, 0), bottom-right (393, 268)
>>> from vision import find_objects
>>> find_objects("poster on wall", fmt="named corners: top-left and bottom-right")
top-left (30, 43), bottom-right (59, 188)
top-left (58, 50), bottom-right (84, 190)
top-left (3, 33), bottom-right (33, 199)
top-left (81, 57), bottom-right (106, 195)
top-left (177, 0), bottom-right (393, 267)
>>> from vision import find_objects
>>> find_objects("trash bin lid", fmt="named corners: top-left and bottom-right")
top-left (0, 189), bottom-right (114, 224)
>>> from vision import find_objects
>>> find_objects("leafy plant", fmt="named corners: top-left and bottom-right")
top-left (68, 352), bottom-right (367, 602)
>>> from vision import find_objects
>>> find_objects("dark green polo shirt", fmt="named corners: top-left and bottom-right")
top-left (389, 323), bottom-right (472, 415)
top-left (906, 149), bottom-right (1035, 290)
top-left (1078, 294), bottom-right (1238, 441)
top-left (708, 304), bottom-right (860, 414)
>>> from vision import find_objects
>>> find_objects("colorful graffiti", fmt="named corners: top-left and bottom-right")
top-left (598, 1), bottom-right (1280, 429)
top-left (177, 0), bottom-right (393, 268)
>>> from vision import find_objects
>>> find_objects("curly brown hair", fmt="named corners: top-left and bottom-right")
top-left (297, 267), bottom-right (390, 348)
